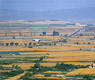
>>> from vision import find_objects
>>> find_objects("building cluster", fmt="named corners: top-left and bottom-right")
top-left (40, 31), bottom-right (59, 36)
top-left (53, 31), bottom-right (59, 36)
top-left (85, 24), bottom-right (95, 31)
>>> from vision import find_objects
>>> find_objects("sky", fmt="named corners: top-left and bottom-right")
top-left (0, 0), bottom-right (95, 11)
top-left (0, 0), bottom-right (95, 22)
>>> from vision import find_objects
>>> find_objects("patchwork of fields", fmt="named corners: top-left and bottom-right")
top-left (0, 42), bottom-right (95, 80)
top-left (0, 21), bottom-right (95, 80)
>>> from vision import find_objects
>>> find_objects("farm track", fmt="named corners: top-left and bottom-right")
top-left (5, 72), bottom-right (26, 80)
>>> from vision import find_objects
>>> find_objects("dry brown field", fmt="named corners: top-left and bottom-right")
top-left (2, 63), bottom-right (56, 70)
top-left (66, 68), bottom-right (95, 76)
top-left (6, 72), bottom-right (26, 80)
top-left (1, 35), bottom-right (95, 79)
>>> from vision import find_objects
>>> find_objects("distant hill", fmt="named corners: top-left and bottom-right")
top-left (0, 7), bottom-right (95, 22)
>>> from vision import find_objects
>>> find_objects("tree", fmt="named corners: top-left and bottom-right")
top-left (34, 63), bottom-right (40, 69)
top-left (83, 75), bottom-right (93, 80)
top-left (88, 42), bottom-right (91, 45)
top-left (24, 43), bottom-right (27, 47)
top-left (15, 43), bottom-right (18, 46)
top-left (28, 42), bottom-right (32, 48)
top-left (39, 57), bottom-right (44, 62)
top-left (6, 43), bottom-right (9, 46)
top-left (10, 42), bottom-right (14, 46)
top-left (32, 63), bottom-right (41, 74)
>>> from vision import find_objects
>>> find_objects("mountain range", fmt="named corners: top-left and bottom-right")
top-left (0, 7), bottom-right (95, 23)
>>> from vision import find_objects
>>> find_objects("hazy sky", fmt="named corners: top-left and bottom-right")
top-left (0, 0), bottom-right (95, 11)
top-left (0, 0), bottom-right (95, 21)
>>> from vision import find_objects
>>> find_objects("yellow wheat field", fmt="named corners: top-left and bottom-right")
top-left (6, 72), bottom-right (26, 80)
top-left (2, 63), bottom-right (56, 70)
top-left (66, 68), bottom-right (95, 76)
top-left (34, 74), bottom-right (45, 78)
top-left (0, 70), bottom-right (11, 73)
top-left (43, 71), bottom-right (62, 74)
top-left (64, 62), bottom-right (92, 66)
top-left (19, 52), bottom-right (48, 55)
top-left (2, 63), bottom-right (35, 70)
top-left (44, 51), bottom-right (95, 62)
top-left (0, 46), bottom-right (81, 52)
top-left (34, 76), bottom-right (62, 80)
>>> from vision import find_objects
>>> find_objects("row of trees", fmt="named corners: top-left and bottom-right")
top-left (55, 62), bottom-right (88, 71)
top-left (74, 42), bottom-right (91, 45)
top-left (0, 42), bottom-right (35, 48)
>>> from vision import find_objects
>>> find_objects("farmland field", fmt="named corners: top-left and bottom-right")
top-left (0, 21), bottom-right (95, 80)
